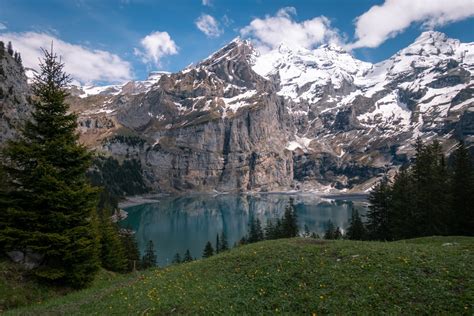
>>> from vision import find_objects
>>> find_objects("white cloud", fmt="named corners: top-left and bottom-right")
top-left (350, 0), bottom-right (474, 49)
top-left (0, 22), bottom-right (6, 30)
top-left (0, 32), bottom-right (132, 84)
top-left (202, 0), bottom-right (211, 6)
top-left (196, 14), bottom-right (223, 38)
top-left (134, 31), bottom-right (178, 67)
top-left (240, 7), bottom-right (340, 53)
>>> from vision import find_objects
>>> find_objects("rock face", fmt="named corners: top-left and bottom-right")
top-left (2, 32), bottom-right (474, 193)
top-left (0, 49), bottom-right (31, 144)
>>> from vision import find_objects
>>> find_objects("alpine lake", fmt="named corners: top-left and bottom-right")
top-left (119, 193), bottom-right (369, 266)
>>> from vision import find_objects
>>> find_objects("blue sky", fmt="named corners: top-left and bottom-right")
top-left (1, 0), bottom-right (473, 84)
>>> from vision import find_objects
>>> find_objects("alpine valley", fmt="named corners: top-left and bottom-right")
top-left (2, 31), bottom-right (474, 193)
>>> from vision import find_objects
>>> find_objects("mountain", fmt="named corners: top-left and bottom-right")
top-left (2, 31), bottom-right (473, 193)
top-left (0, 49), bottom-right (31, 144)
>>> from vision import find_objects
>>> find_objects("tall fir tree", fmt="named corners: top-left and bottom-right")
top-left (0, 47), bottom-right (100, 288)
top-left (215, 234), bottom-right (220, 254)
top-left (324, 220), bottom-right (336, 240)
top-left (97, 210), bottom-right (127, 272)
top-left (183, 249), bottom-right (193, 262)
top-left (6, 41), bottom-right (13, 56)
top-left (450, 141), bottom-right (474, 235)
top-left (172, 253), bottom-right (181, 264)
top-left (346, 208), bottom-right (367, 240)
top-left (120, 230), bottom-right (140, 271)
top-left (282, 198), bottom-right (298, 237)
top-left (202, 241), bottom-right (214, 258)
top-left (141, 240), bottom-right (157, 269)
top-left (367, 177), bottom-right (393, 240)
top-left (220, 231), bottom-right (228, 251)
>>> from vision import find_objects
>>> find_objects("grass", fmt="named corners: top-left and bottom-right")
top-left (4, 236), bottom-right (474, 315)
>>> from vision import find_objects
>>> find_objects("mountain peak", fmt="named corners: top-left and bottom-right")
top-left (400, 31), bottom-right (458, 57)
top-left (414, 31), bottom-right (449, 44)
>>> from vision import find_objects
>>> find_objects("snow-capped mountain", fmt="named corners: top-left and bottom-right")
top-left (3, 31), bottom-right (473, 193)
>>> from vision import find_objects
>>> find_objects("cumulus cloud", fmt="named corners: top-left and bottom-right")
top-left (350, 0), bottom-right (474, 49)
top-left (134, 31), bottom-right (178, 66)
top-left (0, 31), bottom-right (132, 84)
top-left (0, 22), bottom-right (6, 30)
top-left (196, 14), bottom-right (223, 38)
top-left (240, 7), bottom-right (340, 53)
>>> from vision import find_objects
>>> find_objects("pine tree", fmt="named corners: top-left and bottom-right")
top-left (247, 217), bottom-right (264, 243)
top-left (172, 253), bottom-right (181, 264)
top-left (141, 240), bottom-right (157, 269)
top-left (282, 198), bottom-right (298, 237)
top-left (202, 241), bottom-right (214, 258)
top-left (0, 47), bottom-right (100, 288)
top-left (451, 141), bottom-right (474, 235)
top-left (183, 249), bottom-right (193, 262)
top-left (0, 41), bottom-right (5, 58)
top-left (97, 210), bottom-right (127, 272)
top-left (367, 177), bottom-right (393, 240)
top-left (120, 230), bottom-right (140, 271)
top-left (346, 208), bottom-right (367, 240)
top-left (324, 220), bottom-right (336, 240)
top-left (412, 140), bottom-right (450, 236)
top-left (220, 231), bottom-right (228, 251)
top-left (334, 227), bottom-right (343, 240)
top-left (215, 234), bottom-right (220, 254)
top-left (389, 168), bottom-right (418, 239)
top-left (7, 41), bottom-right (13, 56)
top-left (265, 219), bottom-right (276, 240)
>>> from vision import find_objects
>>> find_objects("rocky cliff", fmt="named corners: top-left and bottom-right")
top-left (2, 32), bottom-right (474, 193)
top-left (0, 48), bottom-right (31, 144)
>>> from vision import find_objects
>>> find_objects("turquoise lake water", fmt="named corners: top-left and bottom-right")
top-left (120, 193), bottom-right (368, 266)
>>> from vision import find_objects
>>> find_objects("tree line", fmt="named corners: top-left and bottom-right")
top-left (346, 139), bottom-right (474, 241)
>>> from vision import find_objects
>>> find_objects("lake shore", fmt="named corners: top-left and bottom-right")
top-left (118, 190), bottom-right (369, 208)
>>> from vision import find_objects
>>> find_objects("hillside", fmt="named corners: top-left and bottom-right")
top-left (6, 236), bottom-right (473, 315)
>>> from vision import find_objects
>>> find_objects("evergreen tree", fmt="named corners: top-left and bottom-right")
top-left (367, 177), bottom-right (393, 240)
top-left (334, 227), bottom-right (343, 240)
top-left (389, 168), bottom-right (418, 239)
top-left (141, 240), bottom-right (157, 269)
top-left (7, 41), bottom-right (13, 56)
top-left (220, 231), bottom-right (228, 251)
top-left (0, 41), bottom-right (5, 58)
top-left (282, 198), bottom-right (299, 237)
top-left (324, 220), bottom-right (336, 240)
top-left (310, 232), bottom-right (319, 239)
top-left (97, 210), bottom-right (127, 272)
top-left (215, 234), bottom-right (220, 254)
top-left (172, 253), bottom-right (181, 264)
top-left (202, 241), bottom-right (214, 258)
top-left (120, 230), bottom-right (140, 271)
top-left (0, 47), bottom-right (100, 288)
top-left (247, 217), bottom-right (264, 243)
top-left (346, 208), bottom-right (367, 240)
top-left (183, 249), bottom-right (193, 262)
top-left (264, 219), bottom-right (276, 240)
top-left (412, 140), bottom-right (450, 236)
top-left (451, 141), bottom-right (474, 235)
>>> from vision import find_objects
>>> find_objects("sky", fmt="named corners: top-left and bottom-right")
top-left (0, 0), bottom-right (473, 85)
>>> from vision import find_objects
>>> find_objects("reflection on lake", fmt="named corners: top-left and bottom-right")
top-left (120, 193), bottom-right (368, 266)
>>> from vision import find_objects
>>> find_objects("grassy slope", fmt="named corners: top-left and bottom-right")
top-left (6, 236), bottom-right (474, 315)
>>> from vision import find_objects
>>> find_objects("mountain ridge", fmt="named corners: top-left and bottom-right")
top-left (3, 31), bottom-right (474, 193)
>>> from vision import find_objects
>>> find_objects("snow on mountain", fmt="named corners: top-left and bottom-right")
top-left (68, 31), bottom-right (474, 192)
top-left (253, 43), bottom-right (372, 103)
